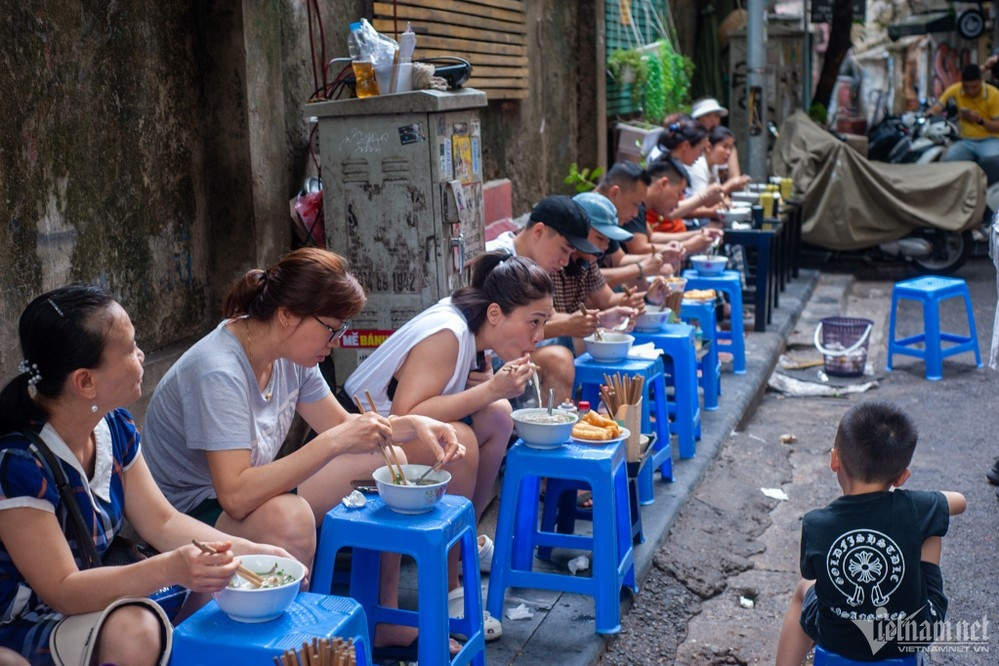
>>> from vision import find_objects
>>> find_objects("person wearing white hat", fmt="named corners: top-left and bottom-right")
top-left (690, 96), bottom-right (744, 184)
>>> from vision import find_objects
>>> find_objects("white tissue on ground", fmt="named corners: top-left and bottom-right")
top-left (760, 487), bottom-right (789, 501)
top-left (505, 603), bottom-right (533, 620)
top-left (567, 554), bottom-right (590, 574)
top-left (341, 490), bottom-right (367, 508)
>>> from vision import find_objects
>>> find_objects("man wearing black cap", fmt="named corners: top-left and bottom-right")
top-left (485, 195), bottom-right (642, 404)
top-left (927, 63), bottom-right (999, 183)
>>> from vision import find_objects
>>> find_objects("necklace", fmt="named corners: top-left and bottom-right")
top-left (243, 319), bottom-right (272, 401)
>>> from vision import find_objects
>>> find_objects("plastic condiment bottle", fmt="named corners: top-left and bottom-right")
top-left (577, 400), bottom-right (591, 417)
top-left (557, 399), bottom-right (577, 413)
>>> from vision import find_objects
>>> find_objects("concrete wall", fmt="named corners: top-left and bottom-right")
top-left (0, 0), bottom-right (607, 422)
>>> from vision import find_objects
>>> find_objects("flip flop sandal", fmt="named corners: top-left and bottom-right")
top-left (448, 587), bottom-right (503, 642)
top-left (576, 490), bottom-right (593, 510)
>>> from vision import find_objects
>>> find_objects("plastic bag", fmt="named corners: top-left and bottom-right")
top-left (290, 178), bottom-right (325, 248)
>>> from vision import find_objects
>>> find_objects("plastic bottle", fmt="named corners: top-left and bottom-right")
top-left (557, 399), bottom-right (577, 414)
top-left (577, 400), bottom-right (591, 417)
top-left (348, 22), bottom-right (379, 98)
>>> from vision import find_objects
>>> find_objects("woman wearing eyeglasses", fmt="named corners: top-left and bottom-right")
top-left (142, 247), bottom-right (464, 655)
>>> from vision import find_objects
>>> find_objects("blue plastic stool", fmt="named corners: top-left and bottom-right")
top-left (486, 440), bottom-right (636, 634)
top-left (886, 276), bottom-right (982, 381)
top-left (170, 592), bottom-right (371, 665)
top-left (632, 324), bottom-right (701, 459)
top-left (813, 645), bottom-right (922, 665)
top-left (682, 269), bottom-right (747, 374)
top-left (678, 299), bottom-right (721, 410)
top-left (572, 353), bottom-right (672, 502)
top-left (312, 495), bottom-right (485, 666)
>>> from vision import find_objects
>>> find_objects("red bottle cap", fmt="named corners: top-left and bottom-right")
top-left (578, 400), bottom-right (590, 411)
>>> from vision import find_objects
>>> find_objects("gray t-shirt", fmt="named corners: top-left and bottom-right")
top-left (143, 320), bottom-right (330, 513)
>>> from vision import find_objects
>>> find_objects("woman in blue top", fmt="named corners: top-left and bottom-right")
top-left (0, 285), bottom-right (289, 665)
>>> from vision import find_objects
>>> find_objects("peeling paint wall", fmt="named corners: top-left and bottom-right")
top-left (0, 0), bottom-right (603, 420)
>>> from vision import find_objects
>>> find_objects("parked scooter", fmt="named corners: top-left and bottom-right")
top-left (773, 111), bottom-right (985, 276)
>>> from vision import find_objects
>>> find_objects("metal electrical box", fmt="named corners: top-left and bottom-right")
top-left (308, 89), bottom-right (488, 383)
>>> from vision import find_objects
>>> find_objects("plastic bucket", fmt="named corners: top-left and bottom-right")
top-left (813, 317), bottom-right (873, 377)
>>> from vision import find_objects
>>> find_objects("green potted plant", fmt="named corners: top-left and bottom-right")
top-left (608, 48), bottom-right (649, 104)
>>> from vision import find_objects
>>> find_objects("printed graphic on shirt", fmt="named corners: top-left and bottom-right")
top-left (827, 529), bottom-right (903, 608)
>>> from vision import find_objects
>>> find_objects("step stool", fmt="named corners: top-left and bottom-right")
top-left (572, 352), bottom-right (672, 502)
top-left (632, 324), bottom-right (701, 459)
top-left (813, 644), bottom-right (922, 665)
top-left (682, 269), bottom-right (747, 374)
top-left (678, 299), bottom-right (721, 410)
top-left (886, 276), bottom-right (982, 380)
top-left (311, 495), bottom-right (485, 666)
top-left (486, 439), bottom-right (636, 634)
top-left (170, 592), bottom-right (371, 665)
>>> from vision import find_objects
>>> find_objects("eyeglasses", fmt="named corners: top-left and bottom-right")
top-left (312, 315), bottom-right (351, 343)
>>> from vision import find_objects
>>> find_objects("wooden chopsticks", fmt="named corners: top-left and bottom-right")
top-left (598, 372), bottom-right (644, 417)
top-left (274, 637), bottom-right (356, 666)
top-left (353, 393), bottom-right (408, 484)
top-left (191, 540), bottom-right (265, 587)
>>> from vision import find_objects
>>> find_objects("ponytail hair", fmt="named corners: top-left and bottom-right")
top-left (451, 253), bottom-right (553, 333)
top-left (0, 284), bottom-right (116, 434)
top-left (658, 119), bottom-right (708, 153)
top-left (222, 248), bottom-right (367, 322)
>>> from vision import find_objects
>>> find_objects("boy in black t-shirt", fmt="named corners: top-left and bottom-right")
top-left (775, 401), bottom-right (966, 665)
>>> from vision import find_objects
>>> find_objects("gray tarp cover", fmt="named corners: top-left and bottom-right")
top-left (771, 111), bottom-right (985, 250)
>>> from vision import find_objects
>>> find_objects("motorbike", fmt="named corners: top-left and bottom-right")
top-left (773, 111), bottom-right (986, 275)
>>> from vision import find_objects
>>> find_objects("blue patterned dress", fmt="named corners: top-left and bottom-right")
top-left (0, 409), bottom-right (139, 664)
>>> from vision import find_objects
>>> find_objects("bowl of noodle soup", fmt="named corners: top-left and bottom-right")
top-left (212, 554), bottom-right (305, 622)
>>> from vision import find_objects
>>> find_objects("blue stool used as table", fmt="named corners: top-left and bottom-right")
top-left (682, 269), bottom-right (747, 374)
top-left (886, 276), bottom-right (982, 381)
top-left (572, 352), bottom-right (672, 502)
top-left (171, 592), bottom-right (371, 665)
top-left (678, 299), bottom-right (721, 410)
top-left (312, 495), bottom-right (486, 666)
top-left (486, 439), bottom-right (636, 634)
top-left (632, 324), bottom-right (701, 460)
top-left (813, 644), bottom-right (922, 665)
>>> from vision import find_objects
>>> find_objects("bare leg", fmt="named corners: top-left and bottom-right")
top-left (215, 492), bottom-right (318, 569)
top-left (298, 448), bottom-right (395, 523)
top-left (532, 344), bottom-right (576, 404)
top-left (96, 604), bottom-right (164, 666)
top-left (469, 399), bottom-right (511, 518)
top-left (775, 579), bottom-right (815, 666)
top-left (0, 648), bottom-right (27, 666)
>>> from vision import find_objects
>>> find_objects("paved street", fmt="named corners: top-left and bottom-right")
top-left (599, 252), bottom-right (999, 664)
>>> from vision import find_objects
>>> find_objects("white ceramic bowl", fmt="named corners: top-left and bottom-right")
top-left (212, 554), bottom-right (305, 623)
top-left (583, 332), bottom-right (635, 362)
top-left (511, 408), bottom-right (578, 448)
top-left (634, 305), bottom-right (672, 332)
top-left (730, 191), bottom-right (759, 205)
top-left (373, 464), bottom-right (451, 514)
top-left (689, 254), bottom-right (728, 276)
top-left (717, 207), bottom-right (751, 224)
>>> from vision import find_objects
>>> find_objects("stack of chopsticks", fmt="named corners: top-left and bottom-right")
top-left (353, 391), bottom-right (407, 484)
top-left (274, 637), bottom-right (356, 666)
top-left (598, 372), bottom-right (644, 417)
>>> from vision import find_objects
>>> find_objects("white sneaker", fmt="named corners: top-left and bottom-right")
top-left (448, 587), bottom-right (502, 641)
top-left (478, 534), bottom-right (494, 573)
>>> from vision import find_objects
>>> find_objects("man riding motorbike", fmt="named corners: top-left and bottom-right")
top-left (926, 63), bottom-right (999, 184)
